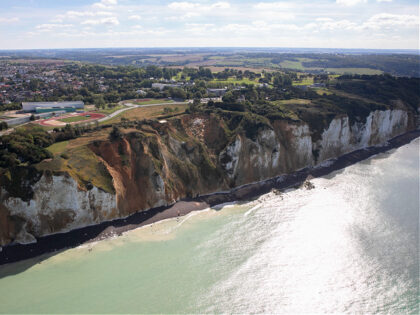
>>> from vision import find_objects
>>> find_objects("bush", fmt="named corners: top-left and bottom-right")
top-left (0, 127), bottom-right (54, 166)
top-left (109, 126), bottom-right (122, 141)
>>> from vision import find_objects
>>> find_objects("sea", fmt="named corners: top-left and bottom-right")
top-left (0, 138), bottom-right (418, 314)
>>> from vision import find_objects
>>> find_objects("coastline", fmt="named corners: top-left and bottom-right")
top-left (0, 129), bottom-right (419, 266)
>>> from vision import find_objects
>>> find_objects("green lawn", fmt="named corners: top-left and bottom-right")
top-left (47, 141), bottom-right (69, 155)
top-left (132, 99), bottom-right (174, 105)
top-left (208, 77), bottom-right (260, 86)
top-left (98, 105), bottom-right (125, 115)
top-left (275, 99), bottom-right (312, 105)
top-left (292, 77), bottom-right (314, 86)
top-left (315, 88), bottom-right (333, 96)
top-left (59, 115), bottom-right (89, 123)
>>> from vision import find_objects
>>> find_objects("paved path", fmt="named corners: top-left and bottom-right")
top-left (98, 101), bottom-right (188, 123)
top-left (0, 101), bottom-right (189, 134)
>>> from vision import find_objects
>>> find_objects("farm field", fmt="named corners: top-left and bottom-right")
top-left (279, 58), bottom-right (384, 75)
top-left (323, 67), bottom-right (383, 75)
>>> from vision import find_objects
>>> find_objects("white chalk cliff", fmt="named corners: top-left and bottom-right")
top-left (0, 109), bottom-right (413, 246)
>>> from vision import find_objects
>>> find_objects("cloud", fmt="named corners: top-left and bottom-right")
top-left (92, 0), bottom-right (118, 10)
top-left (252, 2), bottom-right (295, 20)
top-left (0, 17), bottom-right (19, 23)
top-left (316, 18), bottom-right (334, 22)
top-left (128, 15), bottom-right (141, 21)
top-left (336, 0), bottom-right (367, 6)
top-left (376, 0), bottom-right (392, 2)
top-left (166, 12), bottom-right (201, 21)
top-left (308, 13), bottom-right (418, 32)
top-left (253, 2), bottom-right (295, 10)
top-left (168, 1), bottom-right (230, 11)
top-left (316, 19), bottom-right (357, 30)
top-left (361, 13), bottom-right (419, 29)
top-left (65, 10), bottom-right (113, 18)
top-left (211, 2), bottom-right (230, 9)
top-left (185, 23), bottom-right (214, 33)
top-left (168, 2), bottom-right (200, 10)
top-left (218, 21), bottom-right (300, 34)
top-left (35, 24), bottom-right (73, 31)
top-left (81, 17), bottom-right (120, 26)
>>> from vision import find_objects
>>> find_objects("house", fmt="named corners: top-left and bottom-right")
top-left (207, 88), bottom-right (227, 97)
top-left (135, 89), bottom-right (147, 96)
top-left (152, 83), bottom-right (183, 91)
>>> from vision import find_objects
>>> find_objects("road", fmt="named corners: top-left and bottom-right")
top-left (97, 101), bottom-right (188, 123)
top-left (0, 101), bottom-right (189, 135)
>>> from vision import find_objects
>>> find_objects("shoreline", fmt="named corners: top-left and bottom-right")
top-left (0, 130), bottom-right (419, 266)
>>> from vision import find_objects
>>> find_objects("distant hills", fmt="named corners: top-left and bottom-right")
top-left (0, 47), bottom-right (419, 77)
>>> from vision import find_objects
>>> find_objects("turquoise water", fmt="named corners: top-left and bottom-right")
top-left (0, 139), bottom-right (418, 314)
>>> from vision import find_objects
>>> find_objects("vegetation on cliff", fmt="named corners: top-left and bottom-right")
top-left (0, 73), bottom-right (418, 203)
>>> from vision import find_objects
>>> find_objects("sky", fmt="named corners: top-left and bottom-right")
top-left (0, 0), bottom-right (418, 50)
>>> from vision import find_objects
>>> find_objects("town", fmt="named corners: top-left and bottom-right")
top-left (0, 59), bottom-right (331, 131)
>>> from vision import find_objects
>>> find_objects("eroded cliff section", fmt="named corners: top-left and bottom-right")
top-left (0, 109), bottom-right (414, 247)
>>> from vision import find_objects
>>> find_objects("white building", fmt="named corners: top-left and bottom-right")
top-left (152, 83), bottom-right (183, 91)
top-left (22, 101), bottom-right (84, 112)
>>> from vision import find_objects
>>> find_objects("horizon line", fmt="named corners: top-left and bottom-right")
top-left (0, 46), bottom-right (419, 53)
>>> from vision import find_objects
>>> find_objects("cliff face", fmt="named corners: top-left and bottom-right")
top-left (315, 110), bottom-right (408, 162)
top-left (0, 109), bottom-right (414, 247)
top-left (0, 174), bottom-right (117, 245)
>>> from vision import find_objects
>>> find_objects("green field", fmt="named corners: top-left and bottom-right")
top-left (98, 105), bottom-right (125, 114)
top-left (37, 145), bottom-right (115, 194)
top-left (315, 88), bottom-right (333, 95)
top-left (275, 99), bottom-right (312, 105)
top-left (131, 99), bottom-right (174, 105)
top-left (292, 77), bottom-right (314, 86)
top-left (47, 140), bottom-right (69, 155)
top-left (280, 58), bottom-right (317, 70)
top-left (59, 115), bottom-right (89, 123)
top-left (208, 77), bottom-right (259, 86)
top-left (324, 68), bottom-right (383, 75)
top-left (279, 58), bottom-right (383, 75)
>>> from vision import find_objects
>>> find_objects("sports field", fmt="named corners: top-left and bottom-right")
top-left (59, 116), bottom-right (90, 123)
top-left (36, 112), bottom-right (105, 127)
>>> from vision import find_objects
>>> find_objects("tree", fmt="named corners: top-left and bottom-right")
top-left (222, 91), bottom-right (235, 103)
top-left (109, 125), bottom-right (122, 141)
top-left (94, 95), bottom-right (106, 109)
top-left (28, 79), bottom-right (40, 91)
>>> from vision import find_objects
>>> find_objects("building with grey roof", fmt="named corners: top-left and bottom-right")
top-left (22, 101), bottom-right (84, 112)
